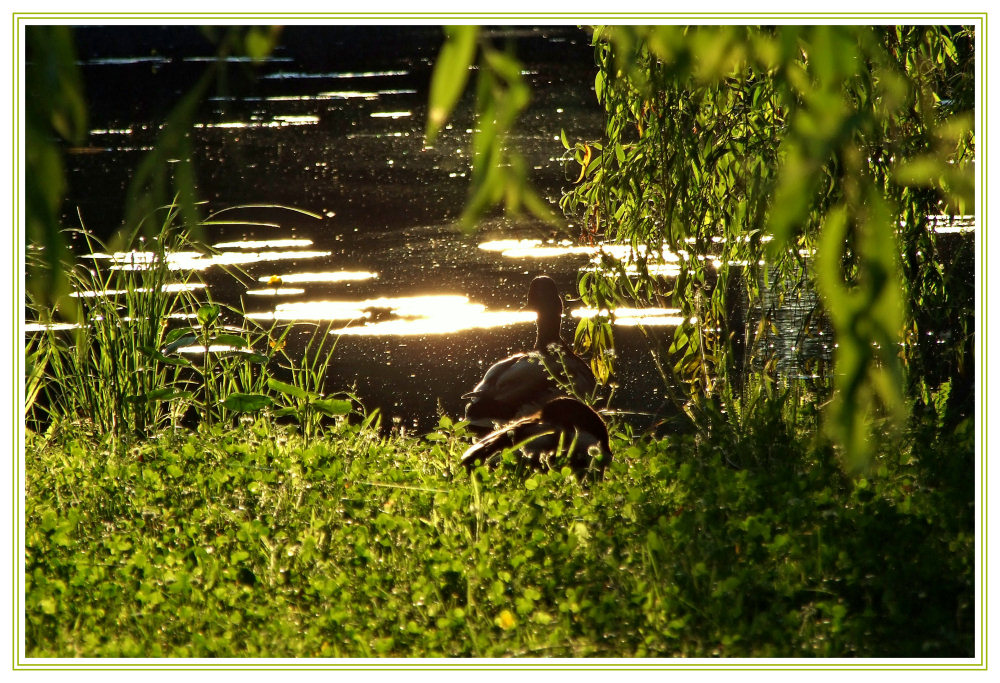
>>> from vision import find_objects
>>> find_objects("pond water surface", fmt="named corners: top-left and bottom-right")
top-left (49, 25), bottom-right (867, 433)
top-left (51, 25), bottom-right (692, 432)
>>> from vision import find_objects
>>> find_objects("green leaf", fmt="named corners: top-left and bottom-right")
top-left (893, 155), bottom-right (945, 187)
top-left (313, 398), bottom-right (352, 416)
top-left (161, 334), bottom-right (198, 355)
top-left (211, 334), bottom-right (251, 348)
top-left (146, 387), bottom-right (193, 402)
top-left (426, 26), bottom-right (478, 142)
top-left (222, 393), bottom-right (273, 412)
top-left (244, 26), bottom-right (279, 62)
top-left (197, 304), bottom-right (220, 326)
top-left (165, 327), bottom-right (196, 345)
top-left (141, 345), bottom-right (193, 367)
top-left (267, 378), bottom-right (308, 400)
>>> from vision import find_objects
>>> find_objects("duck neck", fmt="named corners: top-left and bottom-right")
top-left (534, 310), bottom-right (563, 351)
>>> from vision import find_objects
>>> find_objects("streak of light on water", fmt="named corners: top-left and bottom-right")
top-left (478, 239), bottom-right (679, 261)
top-left (246, 294), bottom-right (537, 336)
top-left (213, 239), bottom-right (314, 249)
top-left (193, 115), bottom-right (320, 129)
top-left (24, 322), bottom-right (83, 332)
top-left (261, 70), bottom-right (409, 79)
top-left (245, 288), bottom-right (308, 296)
top-left (25, 311), bottom-right (200, 333)
top-left (571, 307), bottom-right (688, 327)
top-left (87, 249), bottom-right (334, 271)
top-left (82, 56), bottom-right (171, 66)
top-left (176, 344), bottom-right (256, 355)
top-left (69, 283), bottom-right (207, 298)
top-left (256, 271), bottom-right (378, 284)
top-left (89, 128), bottom-right (134, 135)
top-left (184, 55), bottom-right (294, 64)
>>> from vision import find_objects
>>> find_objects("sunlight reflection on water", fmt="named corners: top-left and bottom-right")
top-left (194, 115), bottom-right (320, 129)
top-left (88, 249), bottom-right (334, 271)
top-left (478, 238), bottom-right (681, 266)
top-left (257, 271), bottom-right (378, 284)
top-left (70, 282), bottom-right (207, 298)
top-left (213, 239), bottom-right (314, 249)
top-left (246, 294), bottom-right (537, 335)
top-left (243, 292), bottom-right (685, 336)
top-left (245, 288), bottom-right (308, 296)
top-left (572, 307), bottom-right (687, 327)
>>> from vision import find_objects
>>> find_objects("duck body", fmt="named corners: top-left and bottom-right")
top-left (460, 397), bottom-right (612, 480)
top-left (463, 275), bottom-right (596, 435)
top-left (463, 345), bottom-right (595, 435)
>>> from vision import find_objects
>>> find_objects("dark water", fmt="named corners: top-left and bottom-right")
top-left (56, 25), bottom-right (684, 432)
top-left (43, 24), bottom-right (974, 435)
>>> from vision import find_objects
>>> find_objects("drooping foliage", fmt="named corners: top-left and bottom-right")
top-left (426, 26), bottom-right (556, 227)
top-left (562, 26), bottom-right (974, 464)
top-left (428, 24), bottom-right (975, 467)
top-left (555, 25), bottom-right (975, 468)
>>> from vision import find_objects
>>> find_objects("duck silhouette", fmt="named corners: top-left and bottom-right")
top-left (460, 397), bottom-right (612, 480)
top-left (463, 275), bottom-right (596, 435)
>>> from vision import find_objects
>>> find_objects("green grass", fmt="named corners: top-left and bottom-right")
top-left (24, 404), bottom-right (973, 658)
top-left (26, 206), bottom-right (204, 438)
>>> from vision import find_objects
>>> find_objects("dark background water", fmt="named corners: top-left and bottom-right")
top-left (66, 26), bottom-right (600, 234)
top-left (58, 24), bottom-right (682, 432)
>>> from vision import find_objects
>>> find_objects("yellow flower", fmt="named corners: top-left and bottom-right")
top-left (496, 609), bottom-right (516, 631)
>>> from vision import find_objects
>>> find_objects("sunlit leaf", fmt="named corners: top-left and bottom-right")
top-left (197, 304), bottom-right (220, 327)
top-left (222, 393), bottom-right (273, 412)
top-left (426, 25), bottom-right (478, 143)
top-left (267, 377), bottom-right (308, 400)
top-left (211, 334), bottom-right (251, 348)
top-left (313, 398), bottom-right (352, 416)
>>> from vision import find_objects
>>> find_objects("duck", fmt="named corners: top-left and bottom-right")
top-left (460, 397), bottom-right (612, 480)
top-left (463, 275), bottom-right (596, 435)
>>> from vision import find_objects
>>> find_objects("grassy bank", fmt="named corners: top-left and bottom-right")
top-left (24, 404), bottom-right (973, 658)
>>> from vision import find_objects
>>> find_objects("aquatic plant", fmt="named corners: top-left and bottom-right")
top-left (26, 203), bottom-right (203, 438)
top-left (25, 202), bottom-right (352, 444)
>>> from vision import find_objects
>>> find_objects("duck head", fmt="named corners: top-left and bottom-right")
top-left (526, 275), bottom-right (563, 350)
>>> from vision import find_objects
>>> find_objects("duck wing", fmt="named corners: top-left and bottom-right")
top-left (459, 417), bottom-right (559, 471)
top-left (461, 398), bottom-right (612, 478)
